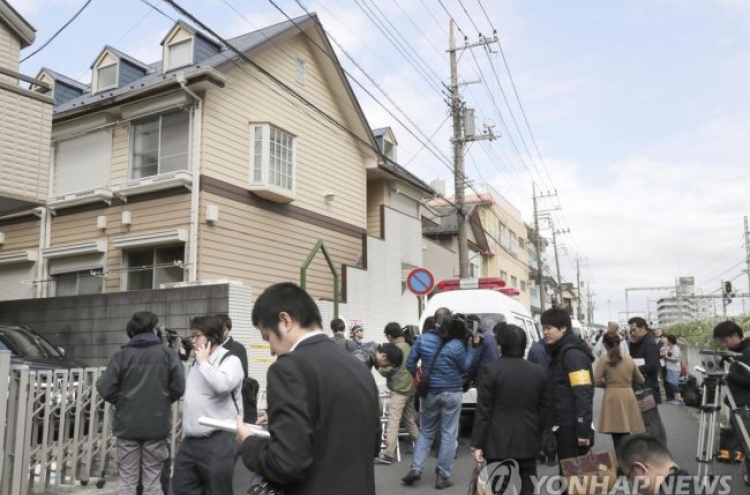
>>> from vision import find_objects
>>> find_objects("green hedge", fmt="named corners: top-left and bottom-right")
top-left (665, 316), bottom-right (750, 347)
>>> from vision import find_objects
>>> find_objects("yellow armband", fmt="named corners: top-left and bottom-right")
top-left (568, 370), bottom-right (592, 387)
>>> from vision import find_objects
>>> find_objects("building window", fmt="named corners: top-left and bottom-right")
top-left (249, 123), bottom-right (296, 200)
top-left (295, 58), bottom-right (306, 85)
top-left (54, 270), bottom-right (103, 296)
top-left (125, 246), bottom-right (184, 290)
top-left (97, 63), bottom-right (117, 92)
top-left (521, 280), bottom-right (527, 292)
top-left (511, 276), bottom-right (518, 287)
top-left (130, 111), bottom-right (189, 179)
top-left (167, 38), bottom-right (192, 70)
top-left (500, 270), bottom-right (508, 281)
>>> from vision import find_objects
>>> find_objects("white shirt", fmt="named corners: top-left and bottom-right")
top-left (182, 346), bottom-right (244, 437)
top-left (593, 335), bottom-right (630, 359)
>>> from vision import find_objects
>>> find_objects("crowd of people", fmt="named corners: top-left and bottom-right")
top-left (96, 285), bottom-right (750, 495)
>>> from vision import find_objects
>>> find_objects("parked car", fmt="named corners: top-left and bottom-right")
top-left (0, 323), bottom-right (86, 370)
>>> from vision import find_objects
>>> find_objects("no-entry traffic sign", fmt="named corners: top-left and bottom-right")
top-left (406, 267), bottom-right (435, 296)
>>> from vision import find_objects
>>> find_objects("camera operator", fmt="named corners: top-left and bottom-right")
top-left (165, 328), bottom-right (193, 362)
top-left (713, 320), bottom-right (750, 485)
top-left (402, 307), bottom-right (477, 489)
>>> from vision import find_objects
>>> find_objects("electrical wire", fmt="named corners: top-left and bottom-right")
top-left (437, 0), bottom-right (467, 39)
top-left (475, 0), bottom-right (494, 29)
top-left (20, 0), bottom-right (94, 63)
top-left (457, 0), bottom-right (481, 35)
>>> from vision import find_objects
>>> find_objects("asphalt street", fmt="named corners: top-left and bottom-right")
top-left (47, 389), bottom-right (750, 495)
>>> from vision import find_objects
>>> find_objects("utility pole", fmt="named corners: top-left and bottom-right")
top-left (448, 21), bottom-right (497, 278)
top-left (745, 215), bottom-right (750, 315)
top-left (550, 224), bottom-right (570, 307)
top-left (575, 255), bottom-right (583, 323)
top-left (533, 183), bottom-right (545, 311)
top-left (587, 288), bottom-right (595, 324)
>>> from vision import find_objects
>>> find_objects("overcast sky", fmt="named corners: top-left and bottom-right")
top-left (13, 0), bottom-right (750, 324)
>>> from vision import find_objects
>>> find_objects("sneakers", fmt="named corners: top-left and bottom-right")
top-left (435, 474), bottom-right (453, 490)
top-left (668, 399), bottom-right (683, 405)
top-left (401, 469), bottom-right (421, 486)
top-left (375, 454), bottom-right (394, 465)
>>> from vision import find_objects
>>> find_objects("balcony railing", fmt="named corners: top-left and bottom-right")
top-left (0, 66), bottom-right (53, 216)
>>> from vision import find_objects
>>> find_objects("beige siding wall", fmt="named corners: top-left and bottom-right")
top-left (0, 89), bottom-right (52, 203)
top-left (366, 180), bottom-right (386, 238)
top-left (202, 33), bottom-right (367, 229)
top-left (49, 194), bottom-right (191, 291)
top-left (0, 24), bottom-right (20, 80)
top-left (197, 192), bottom-right (362, 301)
top-left (110, 123), bottom-right (130, 185)
top-left (0, 218), bottom-right (40, 251)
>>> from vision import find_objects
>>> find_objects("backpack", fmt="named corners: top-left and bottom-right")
top-left (220, 350), bottom-right (260, 423)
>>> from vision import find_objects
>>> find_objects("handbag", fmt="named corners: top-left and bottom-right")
top-left (635, 387), bottom-right (657, 412)
top-left (559, 450), bottom-right (617, 495)
top-left (467, 461), bottom-right (493, 495)
top-left (247, 480), bottom-right (285, 495)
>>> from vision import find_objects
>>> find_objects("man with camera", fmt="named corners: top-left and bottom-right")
top-left (713, 320), bottom-right (750, 484)
top-left (402, 307), bottom-right (477, 489)
top-left (97, 312), bottom-right (185, 495)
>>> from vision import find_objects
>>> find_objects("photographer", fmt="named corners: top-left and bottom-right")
top-left (165, 328), bottom-right (193, 362)
top-left (402, 307), bottom-right (477, 489)
top-left (713, 320), bottom-right (750, 485)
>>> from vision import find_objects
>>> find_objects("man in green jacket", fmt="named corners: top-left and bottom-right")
top-left (97, 312), bottom-right (185, 495)
top-left (374, 323), bottom-right (420, 465)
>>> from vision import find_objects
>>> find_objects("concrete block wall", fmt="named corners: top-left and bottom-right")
top-left (0, 284), bottom-right (232, 366)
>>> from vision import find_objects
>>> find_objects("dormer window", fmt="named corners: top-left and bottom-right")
top-left (97, 63), bottom-right (117, 91)
top-left (166, 38), bottom-right (193, 71)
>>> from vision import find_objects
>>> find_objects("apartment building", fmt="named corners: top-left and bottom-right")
top-left (0, 0), bottom-right (53, 300)
top-left (0, 12), bottom-right (437, 314)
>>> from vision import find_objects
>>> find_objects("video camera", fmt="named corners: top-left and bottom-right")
top-left (352, 341), bottom-right (379, 369)
top-left (164, 328), bottom-right (194, 353)
top-left (696, 350), bottom-right (743, 376)
top-left (435, 313), bottom-right (473, 342)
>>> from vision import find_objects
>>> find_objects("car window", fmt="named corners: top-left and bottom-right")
top-left (472, 313), bottom-right (506, 334)
top-left (0, 328), bottom-right (62, 359)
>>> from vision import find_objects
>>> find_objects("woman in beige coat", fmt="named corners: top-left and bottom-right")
top-left (594, 332), bottom-right (646, 463)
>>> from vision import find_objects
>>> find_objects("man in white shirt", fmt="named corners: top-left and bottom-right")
top-left (172, 315), bottom-right (244, 495)
top-left (593, 321), bottom-right (629, 359)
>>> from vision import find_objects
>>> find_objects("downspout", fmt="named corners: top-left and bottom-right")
top-left (38, 141), bottom-right (55, 297)
top-left (178, 75), bottom-right (202, 282)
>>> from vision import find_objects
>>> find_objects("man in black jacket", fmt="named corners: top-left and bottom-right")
top-left (97, 312), bottom-right (185, 495)
top-left (629, 317), bottom-right (667, 447)
top-left (541, 307), bottom-right (594, 464)
top-left (713, 320), bottom-right (750, 484)
top-left (237, 282), bottom-right (381, 495)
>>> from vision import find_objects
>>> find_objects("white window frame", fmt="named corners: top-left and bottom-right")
top-left (96, 63), bottom-right (118, 93)
top-left (129, 110), bottom-right (190, 180)
top-left (166, 38), bottom-right (193, 71)
top-left (248, 123), bottom-right (297, 202)
top-left (295, 58), bottom-right (306, 85)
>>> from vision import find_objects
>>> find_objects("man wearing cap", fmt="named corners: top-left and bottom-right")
top-left (351, 325), bottom-right (365, 350)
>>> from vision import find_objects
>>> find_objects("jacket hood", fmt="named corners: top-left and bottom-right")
top-left (549, 330), bottom-right (594, 363)
top-left (732, 338), bottom-right (750, 352)
top-left (125, 333), bottom-right (162, 348)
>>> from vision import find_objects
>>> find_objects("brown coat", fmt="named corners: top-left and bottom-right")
top-left (594, 354), bottom-right (646, 434)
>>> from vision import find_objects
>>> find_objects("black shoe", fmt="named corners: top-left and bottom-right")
top-left (375, 454), bottom-right (394, 465)
top-left (402, 469), bottom-right (421, 486)
top-left (435, 474), bottom-right (453, 490)
top-left (538, 454), bottom-right (546, 464)
top-left (546, 456), bottom-right (557, 467)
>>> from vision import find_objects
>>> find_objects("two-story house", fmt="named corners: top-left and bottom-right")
top-left (0, 0), bottom-right (53, 301)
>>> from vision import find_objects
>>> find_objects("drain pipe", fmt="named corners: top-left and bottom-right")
top-left (177, 74), bottom-right (202, 282)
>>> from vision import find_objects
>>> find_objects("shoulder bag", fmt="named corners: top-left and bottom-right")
top-left (560, 450), bottom-right (617, 495)
top-left (416, 340), bottom-right (447, 398)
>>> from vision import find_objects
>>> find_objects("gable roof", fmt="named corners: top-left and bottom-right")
top-left (37, 67), bottom-right (90, 92)
top-left (0, 0), bottom-right (35, 48)
top-left (90, 45), bottom-right (151, 71)
top-left (160, 19), bottom-right (221, 50)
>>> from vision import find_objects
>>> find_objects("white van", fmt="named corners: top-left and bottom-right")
top-left (417, 278), bottom-right (541, 415)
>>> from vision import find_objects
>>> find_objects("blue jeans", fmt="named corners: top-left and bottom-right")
top-left (410, 391), bottom-right (462, 478)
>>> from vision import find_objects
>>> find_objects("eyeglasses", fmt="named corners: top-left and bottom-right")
top-left (190, 333), bottom-right (206, 341)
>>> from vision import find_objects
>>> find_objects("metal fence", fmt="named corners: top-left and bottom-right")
top-left (0, 351), bottom-right (183, 494)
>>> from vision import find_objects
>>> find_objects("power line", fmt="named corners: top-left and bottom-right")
top-left (20, 0), bottom-right (94, 63)
top-left (437, 0), bottom-right (467, 39)
top-left (457, 0), bottom-right (481, 35)
top-left (475, 0), bottom-right (494, 30)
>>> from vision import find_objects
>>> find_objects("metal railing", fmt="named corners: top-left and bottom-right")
top-left (0, 351), bottom-right (184, 494)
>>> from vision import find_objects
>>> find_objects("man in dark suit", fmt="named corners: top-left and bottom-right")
top-left (237, 282), bottom-right (381, 495)
top-left (629, 317), bottom-right (667, 447)
top-left (471, 323), bottom-right (549, 495)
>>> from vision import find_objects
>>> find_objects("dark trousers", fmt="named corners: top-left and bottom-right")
top-left (487, 457), bottom-right (537, 495)
top-left (540, 427), bottom-right (557, 460)
top-left (554, 425), bottom-right (589, 463)
top-left (642, 407), bottom-right (667, 448)
top-left (611, 433), bottom-right (627, 467)
top-left (172, 431), bottom-right (237, 495)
